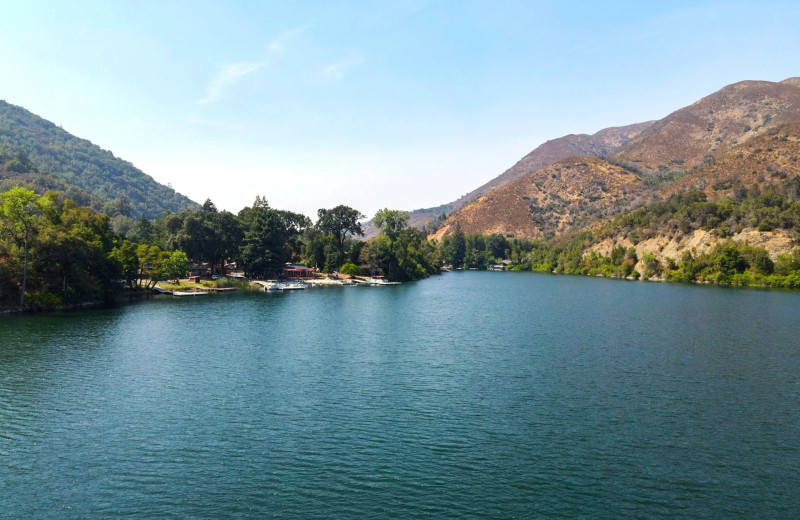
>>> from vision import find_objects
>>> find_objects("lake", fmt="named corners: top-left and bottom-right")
top-left (1, 271), bottom-right (799, 518)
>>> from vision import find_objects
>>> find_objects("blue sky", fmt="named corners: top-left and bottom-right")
top-left (1, 1), bottom-right (799, 219)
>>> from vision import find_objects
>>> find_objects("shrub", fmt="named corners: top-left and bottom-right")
top-left (339, 262), bottom-right (359, 277)
top-left (26, 290), bottom-right (62, 311)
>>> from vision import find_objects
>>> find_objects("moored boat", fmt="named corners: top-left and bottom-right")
top-left (365, 276), bottom-right (400, 286)
top-left (279, 280), bottom-right (307, 290)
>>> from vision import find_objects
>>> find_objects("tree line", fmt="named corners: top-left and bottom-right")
top-left (6, 173), bottom-right (800, 312)
top-left (0, 187), bottom-right (441, 310)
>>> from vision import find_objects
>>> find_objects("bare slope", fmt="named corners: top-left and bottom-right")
top-left (364, 121), bottom-right (652, 237)
top-left (661, 122), bottom-right (800, 199)
top-left (614, 78), bottom-right (800, 172)
top-left (431, 156), bottom-right (650, 241)
top-left (453, 121), bottom-right (654, 210)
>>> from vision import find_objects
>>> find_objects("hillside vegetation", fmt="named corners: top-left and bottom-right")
top-left (0, 100), bottom-right (198, 219)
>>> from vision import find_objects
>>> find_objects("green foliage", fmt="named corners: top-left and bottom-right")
top-left (236, 196), bottom-right (310, 278)
top-left (0, 100), bottom-right (198, 218)
top-left (356, 209), bottom-right (437, 281)
top-left (340, 262), bottom-right (359, 276)
top-left (429, 223), bottom-right (800, 290)
top-left (373, 208), bottom-right (409, 241)
top-left (606, 177), bottom-right (800, 241)
top-left (0, 187), bottom-right (53, 305)
top-left (316, 205), bottom-right (365, 254)
top-left (0, 188), bottom-right (122, 308)
top-left (161, 251), bottom-right (190, 282)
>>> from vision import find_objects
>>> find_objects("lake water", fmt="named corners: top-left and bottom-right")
top-left (2, 271), bottom-right (799, 518)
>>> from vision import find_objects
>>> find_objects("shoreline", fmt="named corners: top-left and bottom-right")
top-left (4, 268), bottom-right (798, 316)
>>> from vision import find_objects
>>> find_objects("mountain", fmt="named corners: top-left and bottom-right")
top-left (453, 121), bottom-right (654, 210)
top-left (432, 78), bottom-right (800, 241)
top-left (661, 122), bottom-right (800, 199)
top-left (364, 121), bottom-right (653, 237)
top-left (430, 156), bottom-right (651, 241)
top-left (614, 78), bottom-right (800, 173)
top-left (0, 100), bottom-right (198, 218)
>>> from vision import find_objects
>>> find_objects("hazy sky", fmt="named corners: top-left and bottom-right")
top-left (1, 1), bottom-right (799, 219)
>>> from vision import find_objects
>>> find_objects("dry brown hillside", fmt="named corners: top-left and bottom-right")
top-left (453, 121), bottom-right (653, 209)
top-left (614, 78), bottom-right (800, 172)
top-left (365, 121), bottom-right (653, 238)
top-left (662, 122), bottom-right (800, 199)
top-left (430, 78), bottom-right (800, 243)
top-left (431, 156), bottom-right (650, 241)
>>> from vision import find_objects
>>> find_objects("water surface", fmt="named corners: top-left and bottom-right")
top-left (2, 272), bottom-right (799, 518)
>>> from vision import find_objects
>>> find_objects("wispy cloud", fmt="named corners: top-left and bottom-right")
top-left (197, 27), bottom-right (307, 105)
top-left (267, 26), bottom-right (306, 55)
top-left (197, 62), bottom-right (265, 104)
top-left (321, 54), bottom-right (364, 81)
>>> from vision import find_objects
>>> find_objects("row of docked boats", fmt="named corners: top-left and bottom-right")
top-left (257, 276), bottom-right (401, 291)
top-left (262, 280), bottom-right (308, 291)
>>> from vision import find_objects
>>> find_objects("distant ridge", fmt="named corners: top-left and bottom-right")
top-left (0, 100), bottom-right (198, 218)
top-left (431, 77), bottom-right (800, 241)
top-left (364, 120), bottom-right (653, 236)
top-left (614, 79), bottom-right (800, 171)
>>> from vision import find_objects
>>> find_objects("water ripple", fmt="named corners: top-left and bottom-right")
top-left (1, 274), bottom-right (800, 518)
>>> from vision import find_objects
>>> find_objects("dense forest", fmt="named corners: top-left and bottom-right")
top-left (0, 184), bottom-right (439, 311)
top-left (0, 100), bottom-right (198, 219)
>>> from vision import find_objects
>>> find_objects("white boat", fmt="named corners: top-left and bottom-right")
top-left (365, 276), bottom-right (400, 286)
top-left (279, 280), bottom-right (307, 290)
top-left (264, 280), bottom-right (282, 291)
top-left (173, 291), bottom-right (209, 297)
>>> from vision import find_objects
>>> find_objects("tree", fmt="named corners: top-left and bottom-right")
top-left (237, 197), bottom-right (303, 278)
top-left (452, 223), bottom-right (466, 268)
top-left (714, 243), bottom-right (746, 276)
top-left (129, 213), bottom-right (155, 244)
top-left (486, 233), bottom-right (509, 260)
top-left (161, 251), bottom-right (190, 283)
top-left (32, 204), bottom-right (119, 305)
top-left (202, 198), bottom-right (218, 212)
top-left (110, 240), bottom-right (139, 288)
top-left (373, 208), bottom-right (409, 241)
top-left (316, 205), bottom-right (365, 255)
top-left (340, 262), bottom-right (359, 277)
top-left (0, 187), bottom-right (52, 306)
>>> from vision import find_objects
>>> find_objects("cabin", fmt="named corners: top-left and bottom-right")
top-left (282, 264), bottom-right (315, 278)
top-left (190, 262), bottom-right (211, 277)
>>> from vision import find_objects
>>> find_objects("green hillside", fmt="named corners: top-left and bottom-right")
top-left (0, 100), bottom-right (198, 218)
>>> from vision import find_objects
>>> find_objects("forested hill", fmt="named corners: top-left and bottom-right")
top-left (0, 100), bottom-right (198, 218)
